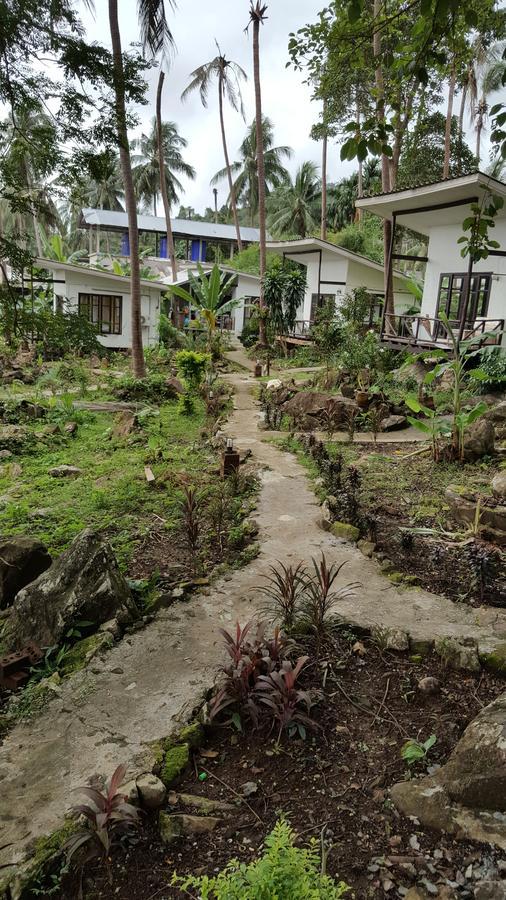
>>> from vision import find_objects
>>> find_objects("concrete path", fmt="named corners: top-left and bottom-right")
top-left (1, 353), bottom-right (506, 880)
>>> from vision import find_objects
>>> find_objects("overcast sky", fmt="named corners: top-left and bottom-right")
top-left (80, 1), bottom-right (496, 214)
top-left (82, 0), bottom-right (351, 213)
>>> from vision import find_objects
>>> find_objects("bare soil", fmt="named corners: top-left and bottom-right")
top-left (51, 632), bottom-right (506, 900)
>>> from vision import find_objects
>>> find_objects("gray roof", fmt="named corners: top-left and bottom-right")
top-left (79, 208), bottom-right (267, 243)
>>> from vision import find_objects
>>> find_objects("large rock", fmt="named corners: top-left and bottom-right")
top-left (0, 425), bottom-right (32, 453)
top-left (381, 414), bottom-right (407, 432)
top-left (4, 528), bottom-right (137, 649)
top-left (486, 400), bottom-right (506, 425)
top-left (445, 484), bottom-right (506, 539)
top-left (492, 471), bottom-right (506, 500)
top-left (442, 692), bottom-right (506, 810)
top-left (280, 392), bottom-right (357, 429)
top-left (0, 537), bottom-right (52, 610)
top-left (391, 690), bottom-right (506, 849)
top-left (463, 418), bottom-right (495, 461)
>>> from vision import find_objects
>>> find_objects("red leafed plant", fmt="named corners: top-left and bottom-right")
top-left (254, 656), bottom-right (319, 743)
top-left (65, 763), bottom-right (140, 865)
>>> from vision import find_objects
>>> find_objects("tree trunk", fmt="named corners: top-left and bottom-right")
top-left (25, 165), bottom-right (43, 257)
top-left (321, 99), bottom-right (328, 240)
top-left (108, 0), bottom-right (145, 377)
top-left (373, 0), bottom-right (394, 324)
top-left (153, 193), bottom-right (157, 217)
top-left (156, 70), bottom-right (177, 282)
top-left (218, 72), bottom-right (243, 253)
top-left (443, 61), bottom-right (456, 179)
top-left (356, 100), bottom-right (363, 223)
top-left (252, 14), bottom-right (267, 346)
top-left (459, 80), bottom-right (468, 136)
top-left (476, 101), bottom-right (483, 163)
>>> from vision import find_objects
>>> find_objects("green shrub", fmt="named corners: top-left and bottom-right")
top-left (171, 818), bottom-right (349, 898)
top-left (175, 349), bottom-right (209, 389)
top-left (471, 348), bottom-right (506, 392)
top-left (177, 393), bottom-right (195, 416)
top-left (114, 374), bottom-right (179, 402)
top-left (158, 313), bottom-right (187, 349)
top-left (240, 317), bottom-right (260, 348)
top-left (32, 311), bottom-right (104, 359)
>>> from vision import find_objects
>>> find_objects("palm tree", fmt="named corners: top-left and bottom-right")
top-left (248, 1), bottom-right (268, 345)
top-left (470, 43), bottom-right (506, 163)
top-left (131, 117), bottom-right (195, 214)
top-left (169, 263), bottom-right (240, 351)
top-left (108, 0), bottom-right (173, 379)
top-left (1, 108), bottom-right (61, 257)
top-left (211, 117), bottom-right (292, 225)
top-left (181, 48), bottom-right (247, 251)
top-left (267, 162), bottom-right (321, 238)
top-left (83, 151), bottom-right (124, 211)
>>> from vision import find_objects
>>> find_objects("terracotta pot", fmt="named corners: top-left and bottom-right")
top-left (355, 390), bottom-right (370, 409)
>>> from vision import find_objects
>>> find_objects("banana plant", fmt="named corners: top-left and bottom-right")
top-left (170, 263), bottom-right (243, 352)
top-left (406, 313), bottom-right (490, 461)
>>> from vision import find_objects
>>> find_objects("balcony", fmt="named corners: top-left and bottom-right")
top-left (381, 314), bottom-right (504, 351)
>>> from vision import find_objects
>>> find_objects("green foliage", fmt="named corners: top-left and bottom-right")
top-left (240, 316), bottom-right (260, 348)
top-left (471, 348), bottom-right (506, 390)
top-left (330, 217), bottom-right (383, 264)
top-left (397, 112), bottom-right (477, 189)
top-left (158, 313), bottom-right (187, 348)
top-left (401, 734), bottom-right (437, 766)
top-left (263, 264), bottom-right (307, 335)
top-left (338, 328), bottom-right (379, 377)
top-left (338, 287), bottom-right (372, 328)
top-left (114, 373), bottom-right (179, 402)
top-left (175, 349), bottom-right (209, 390)
top-left (177, 393), bottom-right (196, 416)
top-left (458, 194), bottom-right (505, 262)
top-left (172, 818), bottom-right (350, 898)
top-left (170, 264), bottom-right (239, 348)
top-left (310, 299), bottom-right (342, 374)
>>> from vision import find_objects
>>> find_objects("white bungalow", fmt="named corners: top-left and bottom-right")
top-left (266, 237), bottom-right (410, 339)
top-left (355, 172), bottom-right (506, 350)
top-left (31, 258), bottom-right (260, 349)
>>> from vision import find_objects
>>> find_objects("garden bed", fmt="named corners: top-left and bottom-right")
top-left (48, 632), bottom-right (505, 899)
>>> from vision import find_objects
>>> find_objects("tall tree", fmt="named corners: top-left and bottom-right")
top-left (267, 161), bottom-right (320, 238)
top-left (83, 150), bottom-right (124, 211)
top-left (211, 116), bottom-right (292, 224)
top-left (156, 72), bottom-right (177, 281)
top-left (181, 49), bottom-right (247, 251)
top-left (469, 42), bottom-right (506, 163)
top-left (320, 98), bottom-right (328, 240)
top-left (131, 117), bottom-right (195, 214)
top-left (248, 1), bottom-right (268, 346)
top-left (108, 0), bottom-right (173, 378)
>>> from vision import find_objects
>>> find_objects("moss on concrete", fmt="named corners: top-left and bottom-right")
top-left (480, 643), bottom-right (506, 675)
top-left (161, 742), bottom-right (190, 787)
top-left (178, 721), bottom-right (204, 749)
top-left (330, 521), bottom-right (360, 542)
top-left (61, 632), bottom-right (113, 676)
top-left (409, 638), bottom-right (434, 657)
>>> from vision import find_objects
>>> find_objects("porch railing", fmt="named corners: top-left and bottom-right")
top-left (382, 314), bottom-right (504, 348)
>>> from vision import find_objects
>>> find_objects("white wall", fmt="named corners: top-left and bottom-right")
top-left (346, 261), bottom-right (411, 313)
top-left (423, 220), bottom-right (506, 326)
top-left (57, 269), bottom-right (162, 349)
top-left (232, 273), bottom-right (261, 336)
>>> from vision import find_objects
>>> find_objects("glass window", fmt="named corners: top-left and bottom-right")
top-left (78, 293), bottom-right (122, 335)
top-left (437, 273), bottom-right (491, 324)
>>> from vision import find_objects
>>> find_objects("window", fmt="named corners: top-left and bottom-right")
top-left (437, 273), bottom-right (491, 324)
top-left (78, 293), bottom-right (122, 334)
top-left (310, 293), bottom-right (335, 323)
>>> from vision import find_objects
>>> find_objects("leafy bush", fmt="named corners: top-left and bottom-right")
top-left (471, 348), bottom-right (506, 391)
top-left (177, 393), bottom-right (196, 416)
top-left (114, 373), bottom-right (179, 402)
top-left (33, 310), bottom-right (105, 359)
top-left (175, 349), bottom-right (209, 390)
top-left (171, 818), bottom-right (350, 898)
top-left (158, 313), bottom-right (188, 349)
top-left (240, 316), bottom-right (260, 348)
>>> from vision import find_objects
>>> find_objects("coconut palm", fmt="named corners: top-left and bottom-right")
top-left (267, 162), bottom-right (321, 239)
top-left (83, 151), bottom-right (124, 211)
top-left (459, 40), bottom-right (506, 163)
top-left (181, 48), bottom-right (247, 251)
top-left (247, 1), bottom-right (268, 345)
top-left (107, 0), bottom-right (174, 378)
top-left (169, 263), bottom-right (240, 351)
top-left (131, 118), bottom-right (195, 214)
top-left (211, 117), bottom-right (292, 225)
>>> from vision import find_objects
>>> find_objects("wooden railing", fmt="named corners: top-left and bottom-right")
top-left (382, 314), bottom-right (504, 348)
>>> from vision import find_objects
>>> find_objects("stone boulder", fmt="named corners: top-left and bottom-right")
top-left (492, 471), bottom-right (506, 500)
top-left (0, 537), bottom-right (52, 610)
top-left (5, 528), bottom-right (138, 650)
top-left (463, 419), bottom-right (495, 461)
top-left (166, 376), bottom-right (184, 396)
top-left (391, 690), bottom-right (506, 849)
top-left (280, 392), bottom-right (357, 430)
top-left (445, 485), bottom-right (506, 540)
top-left (486, 400), bottom-right (506, 441)
top-left (442, 692), bottom-right (506, 810)
top-left (380, 414), bottom-right (407, 432)
top-left (0, 425), bottom-right (32, 453)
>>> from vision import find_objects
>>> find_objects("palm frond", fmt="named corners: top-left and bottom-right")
top-left (138, 0), bottom-right (176, 58)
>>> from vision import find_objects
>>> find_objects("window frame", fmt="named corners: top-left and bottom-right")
top-left (436, 272), bottom-right (492, 324)
top-left (78, 292), bottom-right (123, 335)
